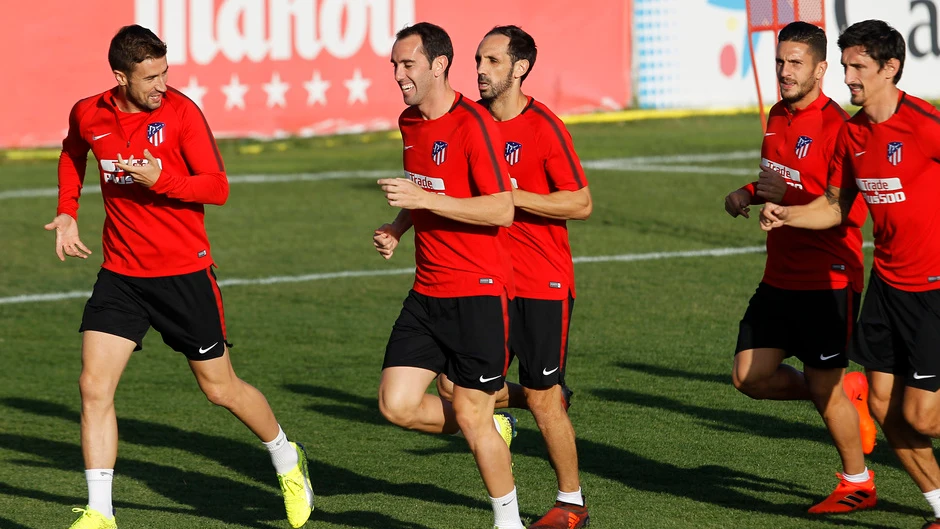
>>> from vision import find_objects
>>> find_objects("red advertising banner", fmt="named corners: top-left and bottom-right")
top-left (0, 0), bottom-right (631, 149)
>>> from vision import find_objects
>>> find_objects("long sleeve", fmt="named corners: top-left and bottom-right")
top-left (149, 93), bottom-right (229, 205)
top-left (56, 102), bottom-right (91, 219)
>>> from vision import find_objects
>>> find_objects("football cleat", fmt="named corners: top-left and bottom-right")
top-left (807, 470), bottom-right (876, 514)
top-left (843, 371), bottom-right (877, 454)
top-left (276, 442), bottom-right (315, 528)
top-left (68, 507), bottom-right (116, 529)
top-left (494, 411), bottom-right (518, 449)
top-left (528, 498), bottom-right (590, 528)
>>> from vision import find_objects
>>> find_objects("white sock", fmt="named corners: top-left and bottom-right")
top-left (925, 489), bottom-right (940, 518)
top-left (557, 487), bottom-right (584, 506)
top-left (842, 468), bottom-right (870, 483)
top-left (85, 469), bottom-right (114, 519)
top-left (263, 426), bottom-right (299, 475)
top-left (490, 487), bottom-right (524, 529)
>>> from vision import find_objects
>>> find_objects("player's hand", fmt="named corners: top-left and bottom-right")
top-left (373, 223), bottom-right (400, 260)
top-left (114, 149), bottom-right (161, 188)
top-left (724, 189), bottom-right (752, 218)
top-left (378, 178), bottom-right (427, 210)
top-left (44, 213), bottom-right (92, 261)
top-left (755, 164), bottom-right (787, 203)
top-left (759, 202), bottom-right (789, 231)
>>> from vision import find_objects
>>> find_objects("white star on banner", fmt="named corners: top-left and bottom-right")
top-left (221, 74), bottom-right (249, 110)
top-left (263, 72), bottom-right (290, 108)
top-left (303, 70), bottom-right (331, 106)
top-left (344, 69), bottom-right (371, 105)
top-left (179, 76), bottom-right (207, 108)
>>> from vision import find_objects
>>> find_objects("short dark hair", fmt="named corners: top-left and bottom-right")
top-left (837, 19), bottom-right (906, 84)
top-left (778, 21), bottom-right (827, 63)
top-left (484, 25), bottom-right (538, 84)
top-left (108, 25), bottom-right (167, 75)
top-left (396, 22), bottom-right (454, 78)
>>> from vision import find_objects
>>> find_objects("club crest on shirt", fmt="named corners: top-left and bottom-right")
top-left (887, 141), bottom-right (903, 166)
top-left (794, 135), bottom-right (813, 159)
top-left (432, 140), bottom-right (448, 166)
top-left (147, 122), bottom-right (166, 147)
top-left (505, 141), bottom-right (522, 166)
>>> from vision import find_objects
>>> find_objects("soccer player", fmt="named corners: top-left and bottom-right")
top-left (371, 22), bottom-right (524, 529)
top-left (438, 25), bottom-right (593, 529)
top-left (47, 25), bottom-right (313, 529)
top-left (724, 21), bottom-right (877, 513)
top-left (761, 19), bottom-right (940, 527)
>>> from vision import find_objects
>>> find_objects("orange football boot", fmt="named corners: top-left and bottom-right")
top-left (808, 470), bottom-right (876, 514)
top-left (843, 371), bottom-right (877, 454)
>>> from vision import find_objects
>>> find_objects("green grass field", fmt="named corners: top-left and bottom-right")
top-left (0, 114), bottom-right (932, 528)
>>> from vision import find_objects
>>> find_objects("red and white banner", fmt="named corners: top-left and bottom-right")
top-left (0, 0), bottom-right (631, 148)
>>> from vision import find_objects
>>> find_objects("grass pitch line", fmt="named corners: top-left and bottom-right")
top-left (0, 245), bottom-right (770, 305)
top-left (0, 150), bottom-right (760, 201)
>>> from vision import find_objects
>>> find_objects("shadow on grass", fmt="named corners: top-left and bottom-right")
top-left (602, 364), bottom-right (905, 470)
top-left (0, 514), bottom-right (37, 529)
top-left (1, 397), bottom-right (476, 529)
top-left (616, 361), bottom-right (729, 385)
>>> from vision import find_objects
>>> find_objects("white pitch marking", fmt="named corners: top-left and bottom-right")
top-left (0, 150), bottom-right (761, 201)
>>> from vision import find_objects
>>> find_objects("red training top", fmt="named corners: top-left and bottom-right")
top-left (494, 97), bottom-right (587, 300)
top-left (831, 91), bottom-right (940, 292)
top-left (741, 93), bottom-right (866, 292)
top-left (399, 92), bottom-right (514, 298)
top-left (57, 86), bottom-right (228, 278)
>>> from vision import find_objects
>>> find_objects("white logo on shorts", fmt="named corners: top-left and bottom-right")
top-left (913, 372), bottom-right (936, 380)
top-left (819, 353), bottom-right (841, 361)
top-left (479, 374), bottom-right (501, 383)
top-left (542, 367), bottom-right (559, 375)
top-left (198, 342), bottom-right (219, 355)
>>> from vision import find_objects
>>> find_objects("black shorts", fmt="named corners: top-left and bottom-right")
top-left (80, 267), bottom-right (229, 361)
top-left (511, 295), bottom-right (574, 389)
top-left (383, 290), bottom-right (510, 391)
top-left (735, 282), bottom-right (859, 369)
top-left (851, 273), bottom-right (940, 391)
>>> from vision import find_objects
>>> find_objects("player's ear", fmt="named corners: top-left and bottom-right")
top-left (882, 58), bottom-right (899, 80)
top-left (433, 55), bottom-right (448, 78)
top-left (815, 59), bottom-right (828, 80)
top-left (113, 70), bottom-right (128, 87)
top-left (513, 59), bottom-right (530, 81)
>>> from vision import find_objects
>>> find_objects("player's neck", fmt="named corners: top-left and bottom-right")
top-left (486, 90), bottom-right (528, 122)
top-left (863, 85), bottom-right (901, 124)
top-left (786, 89), bottom-right (822, 113)
top-left (113, 88), bottom-right (140, 114)
top-left (416, 84), bottom-right (457, 121)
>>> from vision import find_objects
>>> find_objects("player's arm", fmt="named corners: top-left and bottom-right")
top-left (373, 209), bottom-right (412, 260)
top-left (725, 183), bottom-right (757, 218)
top-left (378, 178), bottom-right (513, 227)
top-left (147, 97), bottom-right (229, 205)
top-left (512, 186), bottom-right (592, 220)
top-left (45, 102), bottom-right (93, 261)
top-left (518, 121), bottom-right (592, 220)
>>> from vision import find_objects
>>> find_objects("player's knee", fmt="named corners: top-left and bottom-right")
top-left (199, 381), bottom-right (237, 409)
top-left (525, 387), bottom-right (561, 416)
top-left (731, 368), bottom-right (763, 399)
top-left (904, 400), bottom-right (940, 437)
top-left (78, 372), bottom-right (115, 405)
top-left (377, 393), bottom-right (417, 428)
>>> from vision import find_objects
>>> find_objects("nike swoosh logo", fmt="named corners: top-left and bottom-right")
top-left (198, 342), bottom-right (219, 355)
top-left (913, 372), bottom-right (936, 380)
top-left (542, 367), bottom-right (559, 375)
top-left (403, 145), bottom-right (415, 150)
top-left (854, 151), bottom-right (866, 157)
top-left (93, 133), bottom-right (112, 141)
top-left (479, 374), bottom-right (501, 383)
top-left (764, 132), bottom-right (776, 136)
top-left (819, 353), bottom-right (841, 361)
